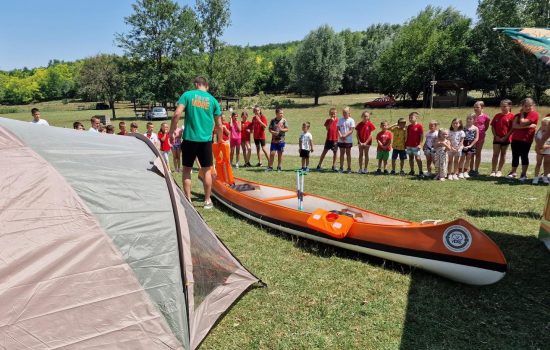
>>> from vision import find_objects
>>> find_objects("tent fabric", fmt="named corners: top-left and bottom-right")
top-left (0, 126), bottom-right (182, 349)
top-left (0, 117), bottom-right (261, 349)
top-left (495, 27), bottom-right (550, 66)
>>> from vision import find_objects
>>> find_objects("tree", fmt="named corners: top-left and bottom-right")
top-left (195, 0), bottom-right (231, 88)
top-left (292, 25), bottom-right (346, 105)
top-left (116, 0), bottom-right (201, 104)
top-left (375, 6), bottom-right (472, 102)
top-left (78, 54), bottom-right (125, 119)
top-left (339, 30), bottom-right (365, 93)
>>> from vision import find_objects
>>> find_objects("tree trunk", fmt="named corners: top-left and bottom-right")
top-left (133, 99), bottom-right (137, 116)
top-left (314, 94), bottom-right (319, 106)
top-left (109, 100), bottom-right (116, 119)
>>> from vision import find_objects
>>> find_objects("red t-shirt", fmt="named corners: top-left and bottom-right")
top-left (324, 117), bottom-right (339, 141)
top-left (241, 120), bottom-right (251, 142)
top-left (491, 112), bottom-right (514, 141)
top-left (511, 111), bottom-right (539, 143)
top-left (251, 115), bottom-right (268, 140)
top-left (117, 130), bottom-right (128, 136)
top-left (222, 121), bottom-right (231, 142)
top-left (405, 123), bottom-right (424, 147)
top-left (157, 131), bottom-right (171, 151)
top-left (356, 121), bottom-right (376, 144)
top-left (376, 130), bottom-right (393, 151)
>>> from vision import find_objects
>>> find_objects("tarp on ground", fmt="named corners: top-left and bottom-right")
top-left (0, 117), bottom-right (261, 349)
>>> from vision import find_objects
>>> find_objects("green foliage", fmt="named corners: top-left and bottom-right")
top-left (293, 25), bottom-right (346, 105)
top-left (339, 29), bottom-right (365, 92)
top-left (77, 54), bottom-right (125, 118)
top-left (196, 0), bottom-right (231, 83)
top-left (376, 6), bottom-right (472, 101)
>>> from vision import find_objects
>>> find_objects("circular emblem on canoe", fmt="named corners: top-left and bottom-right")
top-left (443, 225), bottom-right (472, 253)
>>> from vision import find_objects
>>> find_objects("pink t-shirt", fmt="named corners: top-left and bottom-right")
top-left (230, 121), bottom-right (241, 141)
top-left (474, 113), bottom-right (490, 141)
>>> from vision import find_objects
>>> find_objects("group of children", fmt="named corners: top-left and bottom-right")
top-left (68, 98), bottom-right (550, 185)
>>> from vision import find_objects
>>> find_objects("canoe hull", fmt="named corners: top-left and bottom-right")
top-left (210, 177), bottom-right (507, 286)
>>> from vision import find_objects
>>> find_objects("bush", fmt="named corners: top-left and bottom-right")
top-left (242, 92), bottom-right (295, 109)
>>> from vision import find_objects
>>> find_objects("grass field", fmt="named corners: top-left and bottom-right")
top-left (190, 157), bottom-right (549, 350)
top-left (2, 95), bottom-right (549, 349)
top-left (3, 95), bottom-right (549, 150)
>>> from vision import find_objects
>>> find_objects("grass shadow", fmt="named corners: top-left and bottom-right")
top-left (399, 230), bottom-right (550, 349)
top-left (466, 208), bottom-right (541, 220)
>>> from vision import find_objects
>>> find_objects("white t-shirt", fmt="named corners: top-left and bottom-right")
top-left (337, 117), bottom-right (355, 144)
top-left (31, 119), bottom-right (49, 126)
top-left (536, 129), bottom-right (550, 155)
top-left (449, 130), bottom-right (465, 149)
top-left (89, 127), bottom-right (99, 133)
top-left (144, 131), bottom-right (159, 143)
top-left (299, 131), bottom-right (313, 151)
top-left (424, 130), bottom-right (438, 149)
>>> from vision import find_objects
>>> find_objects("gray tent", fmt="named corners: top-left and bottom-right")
top-left (0, 117), bottom-right (261, 349)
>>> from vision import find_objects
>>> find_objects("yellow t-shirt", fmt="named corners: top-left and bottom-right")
top-left (390, 126), bottom-right (407, 150)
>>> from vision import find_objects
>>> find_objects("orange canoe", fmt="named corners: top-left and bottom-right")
top-left (209, 143), bottom-right (507, 285)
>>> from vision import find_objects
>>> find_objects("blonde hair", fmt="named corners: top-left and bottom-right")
top-left (521, 97), bottom-right (535, 107)
top-left (474, 101), bottom-right (485, 108)
top-left (343, 106), bottom-right (351, 114)
top-left (438, 128), bottom-right (449, 140)
top-left (466, 113), bottom-right (476, 121)
top-left (542, 117), bottom-right (550, 125)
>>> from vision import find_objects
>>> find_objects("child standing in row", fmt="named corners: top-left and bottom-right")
top-left (157, 122), bottom-right (171, 172)
top-left (241, 112), bottom-right (252, 167)
top-left (299, 122), bottom-right (314, 171)
top-left (423, 120), bottom-right (439, 177)
top-left (471, 101), bottom-right (491, 176)
top-left (406, 112), bottom-right (424, 176)
top-left (490, 99), bottom-right (514, 177)
top-left (266, 108), bottom-right (289, 172)
top-left (230, 112), bottom-right (241, 168)
top-left (533, 117), bottom-right (550, 184)
top-left (117, 121), bottom-right (128, 135)
top-left (390, 118), bottom-right (407, 175)
top-left (172, 126), bottom-right (183, 173)
top-left (316, 108), bottom-right (339, 172)
top-left (338, 107), bottom-right (355, 173)
top-left (376, 121), bottom-right (392, 174)
top-left (459, 114), bottom-right (479, 179)
top-left (355, 111), bottom-right (376, 174)
top-left (434, 129), bottom-right (452, 181)
top-left (447, 119), bottom-right (464, 180)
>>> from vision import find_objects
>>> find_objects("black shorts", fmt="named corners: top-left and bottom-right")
top-left (254, 138), bottom-right (266, 147)
top-left (181, 140), bottom-right (213, 168)
top-left (493, 140), bottom-right (510, 146)
top-left (324, 140), bottom-right (338, 151)
top-left (338, 142), bottom-right (353, 149)
top-left (299, 149), bottom-right (310, 158)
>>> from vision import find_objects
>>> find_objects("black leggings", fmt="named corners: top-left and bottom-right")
top-left (511, 140), bottom-right (532, 167)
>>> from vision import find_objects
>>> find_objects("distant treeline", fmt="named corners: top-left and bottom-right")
top-left (0, 0), bottom-right (548, 111)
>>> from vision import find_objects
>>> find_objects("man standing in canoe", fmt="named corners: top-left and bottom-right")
top-left (170, 76), bottom-right (222, 209)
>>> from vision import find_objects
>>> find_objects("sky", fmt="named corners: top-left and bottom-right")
top-left (0, 0), bottom-right (478, 71)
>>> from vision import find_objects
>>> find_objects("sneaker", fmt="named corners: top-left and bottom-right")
top-left (346, 168), bottom-right (352, 174)
top-left (383, 169), bottom-right (389, 175)
top-left (543, 176), bottom-right (550, 185)
top-left (458, 173), bottom-right (464, 179)
top-left (277, 166), bottom-right (282, 172)
top-left (265, 167), bottom-right (273, 172)
top-left (390, 170), bottom-right (396, 175)
top-left (434, 175), bottom-right (440, 180)
top-left (339, 167), bottom-right (344, 173)
top-left (332, 166), bottom-right (338, 172)
top-left (425, 172), bottom-right (432, 178)
top-left (519, 175), bottom-right (528, 182)
top-left (408, 170), bottom-right (415, 176)
top-left (418, 171), bottom-right (425, 178)
top-left (439, 177), bottom-right (446, 181)
top-left (399, 170), bottom-right (405, 176)
top-left (305, 167), bottom-right (309, 172)
top-left (463, 172), bottom-right (470, 178)
top-left (203, 201), bottom-right (213, 209)
top-left (532, 176), bottom-right (540, 185)
top-left (316, 165), bottom-right (321, 171)
top-left (256, 162), bottom-right (262, 167)
top-left (472, 170), bottom-right (479, 177)
top-left (235, 163), bottom-right (239, 169)
top-left (447, 174), bottom-right (453, 180)
top-left (376, 168), bottom-right (382, 174)
top-left (507, 172), bottom-right (517, 179)
top-left (495, 171), bottom-right (502, 177)
top-left (453, 174), bottom-right (459, 180)
top-left (489, 172), bottom-right (496, 177)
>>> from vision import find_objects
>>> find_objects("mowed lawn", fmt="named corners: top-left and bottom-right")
top-left (2, 96), bottom-right (550, 348)
top-left (189, 156), bottom-right (549, 350)
top-left (3, 94), bottom-right (549, 151)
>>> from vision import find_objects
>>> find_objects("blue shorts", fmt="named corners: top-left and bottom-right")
top-left (406, 147), bottom-right (421, 156)
top-left (270, 142), bottom-right (285, 152)
top-left (392, 149), bottom-right (407, 160)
